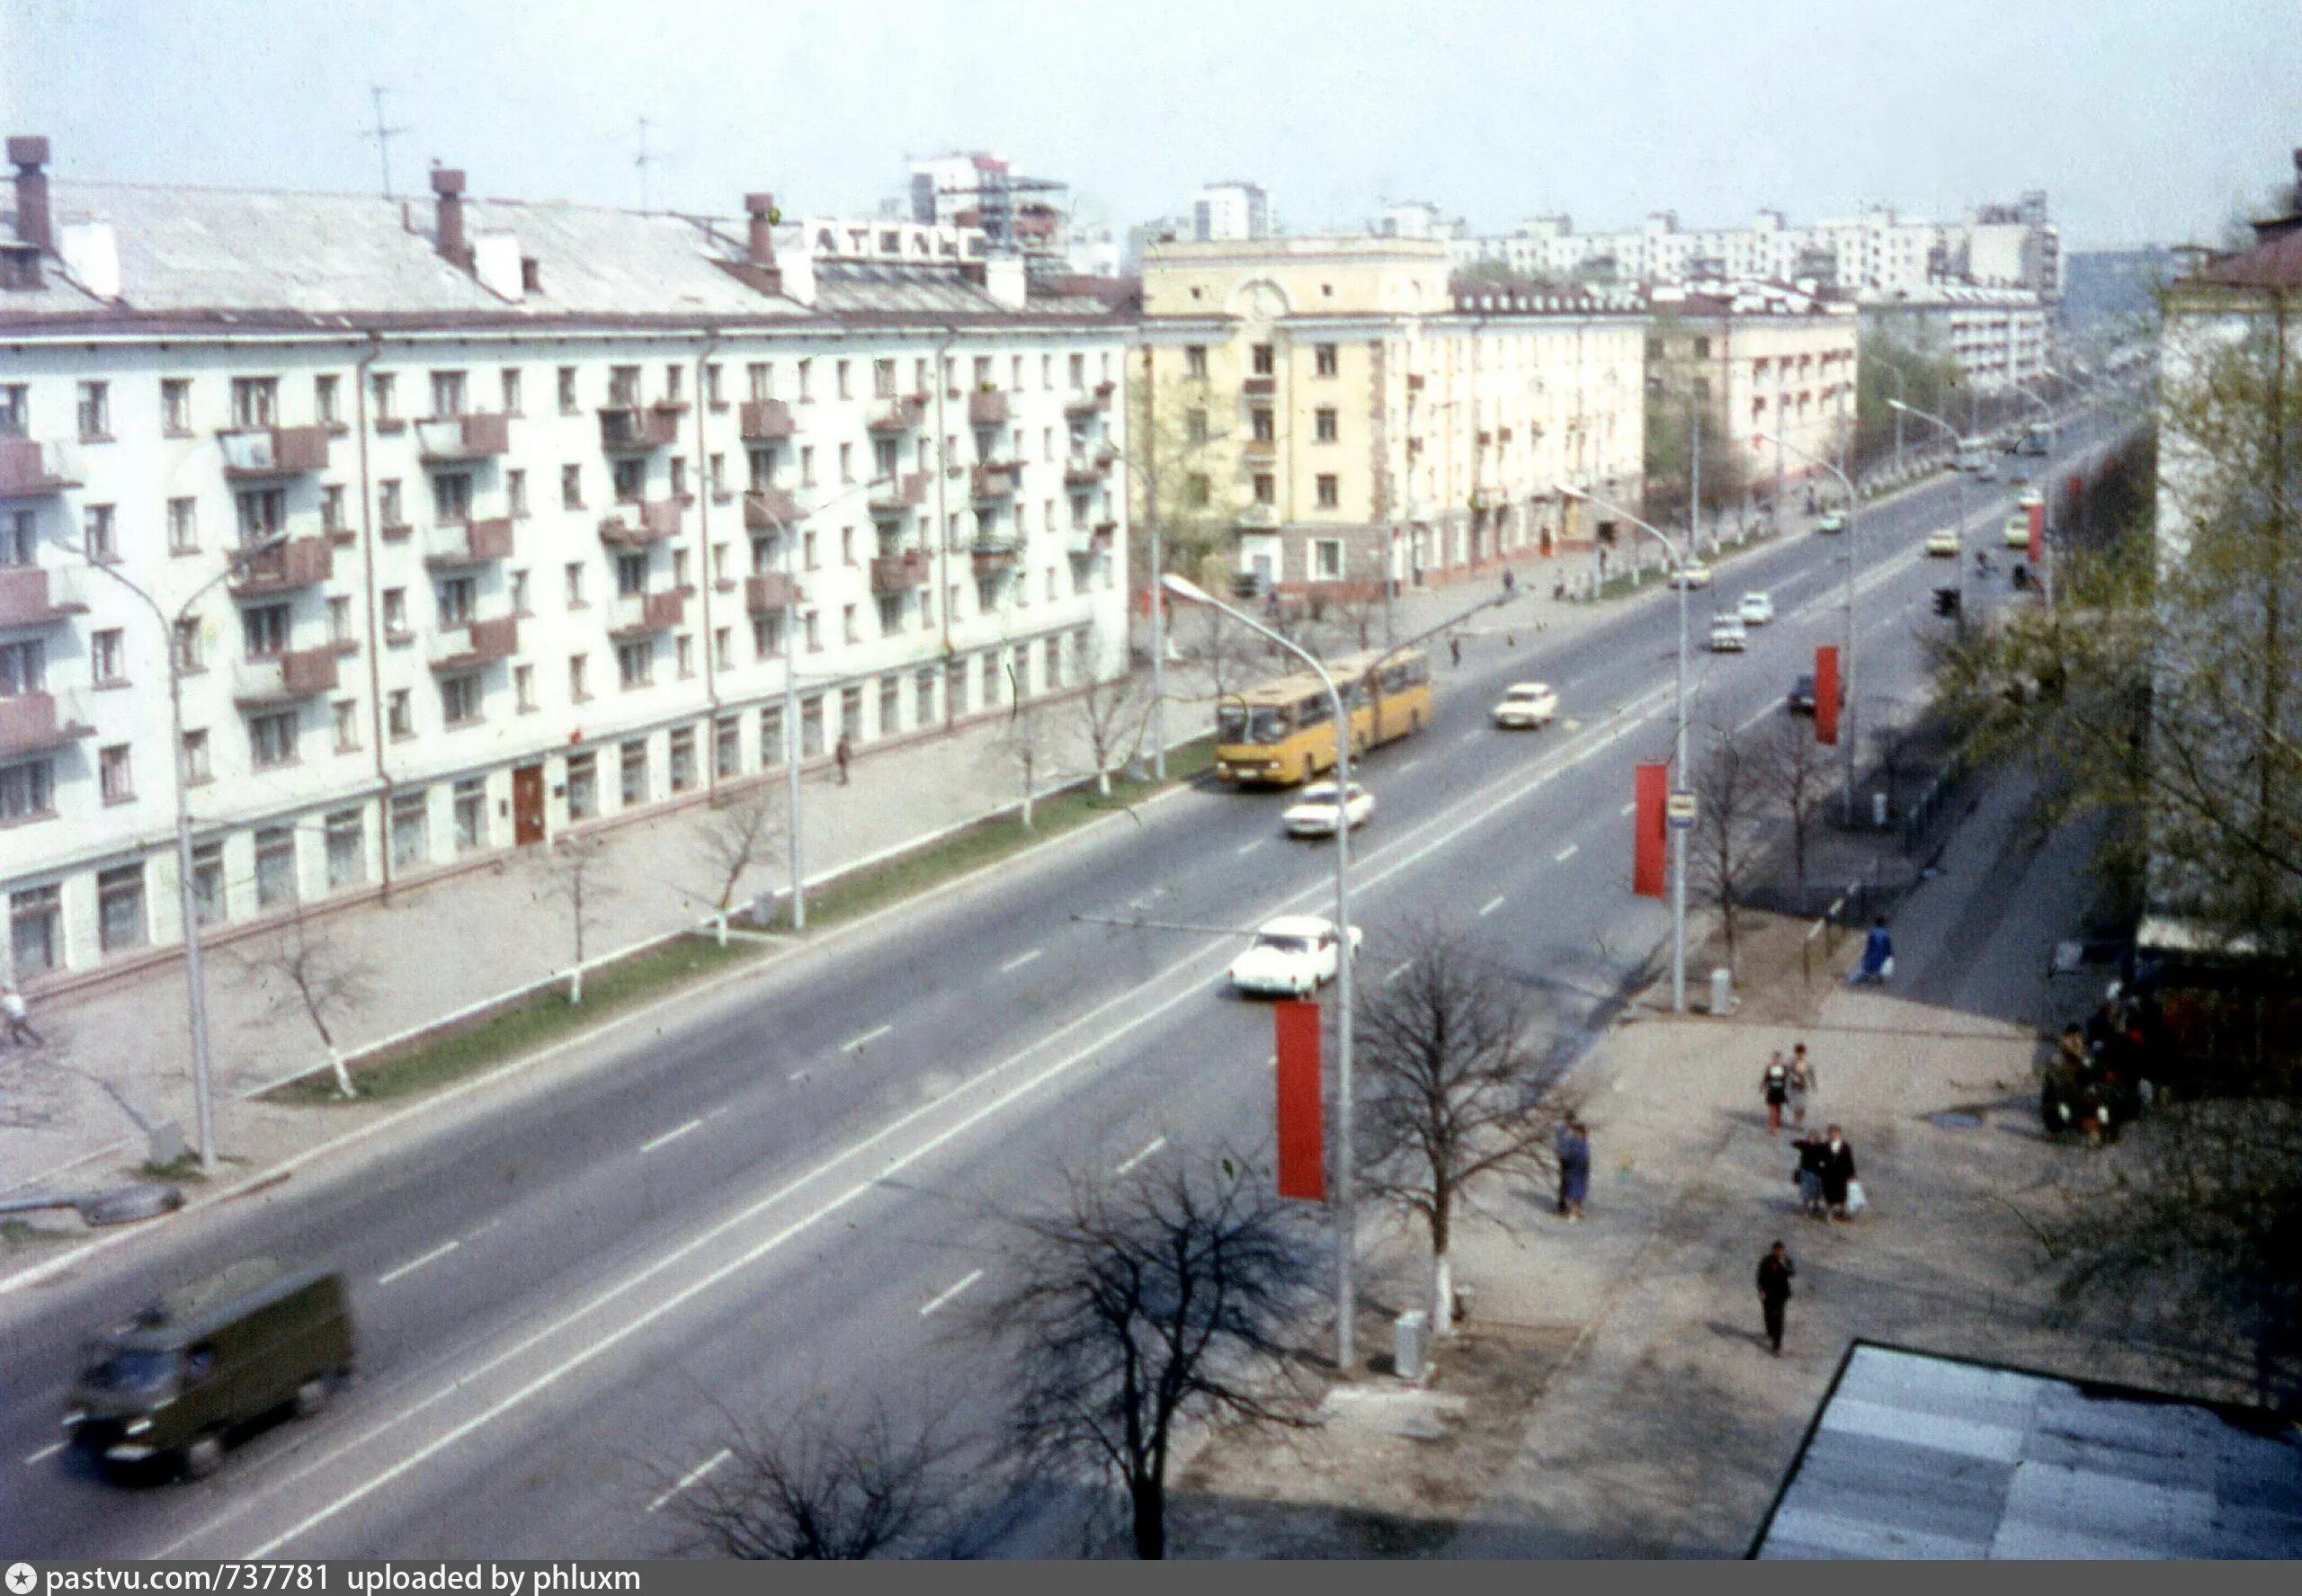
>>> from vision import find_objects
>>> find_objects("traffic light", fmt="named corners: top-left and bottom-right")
top-left (1932, 587), bottom-right (1961, 617)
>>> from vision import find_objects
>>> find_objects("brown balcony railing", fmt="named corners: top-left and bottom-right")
top-left (0, 565), bottom-right (85, 628)
top-left (0, 438), bottom-right (81, 497)
top-left (415, 412), bottom-right (513, 462)
top-left (745, 572), bottom-right (798, 614)
top-left (866, 397), bottom-right (925, 434)
top-left (967, 389), bottom-right (1010, 426)
top-left (233, 646), bottom-right (341, 704)
top-left (970, 540), bottom-right (1019, 576)
top-left (869, 550), bottom-right (931, 594)
top-left (1243, 375), bottom-right (1276, 397)
top-left (744, 486), bottom-right (800, 530)
top-left (868, 472), bottom-right (927, 515)
top-left (226, 537), bottom-right (334, 595)
top-left (1064, 384), bottom-right (1114, 416)
top-left (0, 689), bottom-right (94, 757)
top-left (970, 462), bottom-right (1015, 501)
top-left (598, 499), bottom-right (681, 546)
top-left (423, 516), bottom-right (515, 567)
top-left (428, 616), bottom-right (520, 671)
top-left (738, 399), bottom-right (797, 441)
top-left (1063, 452), bottom-right (1111, 486)
top-left (598, 406), bottom-right (679, 452)
top-left (610, 589), bottom-right (687, 635)
top-left (219, 425), bottom-right (331, 477)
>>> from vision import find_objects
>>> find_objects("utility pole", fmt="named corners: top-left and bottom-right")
top-left (361, 85), bottom-right (408, 200)
top-left (636, 117), bottom-right (655, 215)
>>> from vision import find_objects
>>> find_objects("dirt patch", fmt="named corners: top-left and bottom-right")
top-left (1165, 1323), bottom-right (1580, 1557)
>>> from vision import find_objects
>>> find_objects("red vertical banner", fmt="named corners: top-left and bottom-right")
top-left (1273, 1001), bottom-right (1325, 1202)
top-left (2026, 500), bottom-right (2045, 566)
top-left (1632, 763), bottom-right (1668, 899)
top-left (1815, 645), bottom-right (1841, 747)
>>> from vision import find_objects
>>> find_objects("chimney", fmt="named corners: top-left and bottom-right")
top-left (432, 166), bottom-right (471, 269)
top-left (744, 192), bottom-right (782, 294)
top-left (9, 136), bottom-right (53, 255)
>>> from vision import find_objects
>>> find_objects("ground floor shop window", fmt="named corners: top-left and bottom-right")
top-left (453, 778), bottom-right (486, 853)
top-left (566, 753), bottom-right (597, 821)
top-left (326, 807), bottom-right (365, 888)
top-left (800, 696), bottom-right (824, 759)
top-left (97, 863), bottom-right (147, 953)
top-left (758, 707), bottom-right (783, 767)
top-left (10, 883), bottom-right (60, 975)
top-left (254, 826), bottom-right (298, 910)
top-left (389, 790), bottom-right (429, 870)
top-left (669, 727), bottom-right (697, 794)
top-left (619, 740), bottom-right (648, 807)
top-left (715, 717), bottom-right (740, 780)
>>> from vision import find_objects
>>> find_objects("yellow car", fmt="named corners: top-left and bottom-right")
top-left (2003, 514), bottom-right (2030, 549)
top-left (1925, 530), bottom-right (1960, 557)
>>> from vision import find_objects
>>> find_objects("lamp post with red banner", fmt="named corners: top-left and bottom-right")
top-left (1556, 485), bottom-right (1691, 1014)
top-left (1756, 429), bottom-right (1860, 824)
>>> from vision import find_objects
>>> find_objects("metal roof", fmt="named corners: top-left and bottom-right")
top-left (1753, 1342), bottom-right (2302, 1559)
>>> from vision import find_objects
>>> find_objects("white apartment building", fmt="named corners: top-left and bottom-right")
top-left (0, 139), bottom-right (1130, 987)
top-left (1646, 282), bottom-right (1862, 494)
top-left (1193, 183), bottom-right (1271, 243)
top-left (1860, 285), bottom-right (2053, 396)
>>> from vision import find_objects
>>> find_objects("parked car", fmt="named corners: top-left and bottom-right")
top-left (1816, 512), bottom-right (1847, 534)
top-left (1787, 673), bottom-right (1818, 714)
top-left (1925, 529), bottom-right (1961, 557)
top-left (1281, 780), bottom-right (1374, 838)
top-left (1976, 457), bottom-right (1999, 481)
top-left (1708, 615), bottom-right (1748, 653)
top-left (1227, 915), bottom-right (1363, 998)
top-left (1737, 592), bottom-right (1775, 626)
top-left (2003, 513), bottom-right (2031, 549)
top-left (1491, 682), bottom-right (1560, 729)
top-left (65, 1259), bottom-right (353, 1481)
top-left (1666, 561), bottom-right (1714, 590)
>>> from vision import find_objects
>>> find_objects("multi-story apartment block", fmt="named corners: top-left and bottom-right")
top-left (1192, 183), bottom-right (1271, 244)
top-left (1860, 285), bottom-right (2053, 397)
top-left (1138, 236), bottom-right (1646, 595)
top-left (1646, 282), bottom-right (1862, 494)
top-left (0, 138), bottom-right (1129, 985)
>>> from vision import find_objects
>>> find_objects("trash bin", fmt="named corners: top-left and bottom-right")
top-left (1709, 967), bottom-right (1734, 1016)
top-left (1395, 1310), bottom-right (1429, 1382)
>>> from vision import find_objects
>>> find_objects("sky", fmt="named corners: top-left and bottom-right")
top-left (2, 0), bottom-right (2296, 251)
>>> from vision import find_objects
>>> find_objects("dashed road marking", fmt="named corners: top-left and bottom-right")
top-left (24, 1440), bottom-right (65, 1466)
top-left (646, 1448), bottom-right (732, 1512)
top-left (1114, 1136), bottom-right (1167, 1176)
top-left (1619, 801), bottom-right (1637, 816)
top-left (1235, 839), bottom-right (1267, 858)
top-left (841, 1023), bottom-right (892, 1055)
top-left (1478, 895), bottom-right (1507, 917)
top-left (1554, 843), bottom-right (1581, 864)
top-left (1459, 730), bottom-right (1484, 745)
top-left (641, 1119), bottom-right (703, 1155)
top-left (919, 1269), bottom-right (985, 1318)
top-left (377, 1240), bottom-right (460, 1288)
top-left (999, 949), bottom-right (1044, 975)
top-left (1383, 960), bottom-right (1414, 985)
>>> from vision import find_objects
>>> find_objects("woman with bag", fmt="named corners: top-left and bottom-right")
top-left (1787, 1046), bottom-right (1815, 1130)
top-left (1849, 916), bottom-right (1895, 985)
top-left (1818, 1125), bottom-right (1858, 1222)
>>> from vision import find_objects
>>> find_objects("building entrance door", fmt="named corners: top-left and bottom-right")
top-left (512, 762), bottom-right (546, 845)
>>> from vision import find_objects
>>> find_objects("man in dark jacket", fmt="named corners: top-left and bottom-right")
top-left (1818, 1125), bottom-right (1858, 1221)
top-left (1757, 1242), bottom-right (1796, 1354)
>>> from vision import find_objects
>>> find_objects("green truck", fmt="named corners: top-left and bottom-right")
top-left (64, 1258), bottom-right (354, 1480)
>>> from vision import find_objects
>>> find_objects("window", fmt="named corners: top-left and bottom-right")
top-left (878, 676), bottom-right (900, 736)
top-left (1692, 336), bottom-right (1711, 361)
top-left (752, 611), bottom-right (783, 659)
top-left (85, 504), bottom-right (118, 561)
top-left (0, 757), bottom-right (54, 823)
top-left (322, 485), bottom-right (345, 532)
top-left (507, 468), bottom-right (529, 518)
top-left (235, 486), bottom-right (285, 544)
top-left (561, 464), bottom-right (583, 512)
top-left (558, 367), bottom-right (579, 414)
top-left (387, 688), bottom-right (413, 739)
top-left (389, 790), bottom-right (429, 870)
top-left (500, 368), bottom-right (522, 415)
top-left (675, 634), bottom-right (694, 679)
top-left (97, 864), bottom-right (146, 952)
top-left (0, 638), bottom-right (44, 695)
top-left (758, 704), bottom-right (784, 766)
top-left (947, 659), bottom-right (969, 718)
top-left (800, 445), bottom-right (816, 486)
top-left (1315, 343), bottom-right (1338, 378)
top-left (162, 379), bottom-right (192, 436)
top-left (230, 377), bottom-right (279, 429)
top-left (877, 593), bottom-right (903, 636)
top-left (665, 363), bottom-right (683, 404)
top-left (1316, 474), bottom-right (1340, 509)
top-left (436, 575), bottom-right (475, 629)
top-left (316, 373), bottom-right (341, 425)
top-left (568, 653), bottom-right (590, 703)
top-left (800, 695), bottom-right (825, 757)
top-left (379, 478), bottom-right (404, 528)
top-left (1184, 473), bottom-right (1211, 509)
top-left (608, 366), bottom-right (641, 407)
top-left (1067, 352), bottom-right (1085, 392)
top-left (380, 588), bottom-right (408, 640)
top-left (873, 358), bottom-right (897, 398)
top-left (1315, 407), bottom-right (1338, 443)
top-left (1251, 408), bottom-right (1275, 443)
top-left (704, 363), bottom-right (723, 406)
top-left (1184, 408), bottom-right (1209, 445)
top-left (1184, 345), bottom-right (1208, 379)
top-left (334, 696), bottom-right (361, 751)
top-left (77, 380), bottom-right (110, 440)
top-left (441, 672), bottom-right (482, 727)
top-left (1251, 343), bottom-right (1274, 377)
top-left (566, 753), bottom-right (597, 820)
top-left (192, 841), bottom-right (227, 925)
top-left (326, 808), bottom-right (365, 888)
top-left (1044, 636), bottom-right (1063, 690)
top-left (453, 778), bottom-right (486, 852)
top-left (611, 459), bottom-right (645, 503)
top-left (838, 685), bottom-right (863, 743)
top-left (796, 359), bottom-right (813, 402)
top-left (321, 595), bottom-right (351, 647)
top-left (91, 629), bottom-right (124, 684)
top-left (614, 553), bottom-right (646, 598)
top-left (0, 511), bottom-right (29, 565)
top-left (433, 472), bottom-right (473, 523)
top-left (713, 626), bottom-right (733, 671)
top-left (180, 727), bottom-right (210, 785)
top-left (9, 882), bottom-right (61, 974)
top-left (669, 456), bottom-right (688, 500)
top-left (715, 716), bottom-right (741, 780)
top-left (619, 739), bottom-right (649, 807)
top-left (99, 744), bottom-right (132, 803)
top-left (243, 604), bottom-right (290, 657)
top-left (249, 709), bottom-right (299, 767)
top-left (843, 603), bottom-right (860, 646)
top-left (669, 727), bottom-right (697, 793)
top-left (980, 651), bottom-right (1001, 708)
top-left (254, 825), bottom-right (298, 909)
top-left (616, 639), bottom-right (652, 689)
top-left (1315, 539), bottom-right (1343, 579)
top-left (915, 668), bottom-right (937, 727)
top-left (1254, 473), bottom-right (1275, 504)
top-left (838, 441), bottom-right (854, 485)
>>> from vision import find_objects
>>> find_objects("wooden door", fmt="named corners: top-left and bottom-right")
top-left (512, 762), bottom-right (546, 845)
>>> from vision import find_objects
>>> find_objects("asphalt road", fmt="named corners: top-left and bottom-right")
top-left (0, 400), bottom-right (2139, 1558)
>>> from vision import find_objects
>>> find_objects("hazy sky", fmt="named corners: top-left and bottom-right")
top-left (4, 0), bottom-right (2296, 250)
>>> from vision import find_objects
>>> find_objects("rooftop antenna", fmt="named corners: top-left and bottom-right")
top-left (636, 117), bottom-right (655, 214)
top-left (362, 85), bottom-right (411, 200)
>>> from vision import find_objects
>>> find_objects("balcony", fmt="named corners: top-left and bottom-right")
top-left (743, 486), bottom-right (801, 531)
top-left (1067, 522), bottom-right (1116, 557)
top-left (427, 615), bottom-right (520, 672)
top-left (0, 438), bottom-right (80, 498)
top-left (0, 565), bottom-right (87, 629)
top-left (866, 397), bottom-right (925, 434)
top-left (869, 472), bottom-right (927, 517)
top-left (0, 689), bottom-right (94, 758)
top-left (869, 550), bottom-right (931, 595)
top-left (1064, 381), bottom-right (1116, 416)
top-left (226, 536), bottom-right (335, 596)
top-left (610, 589), bottom-right (687, 637)
top-left (598, 406), bottom-right (679, 452)
top-left (1236, 502), bottom-right (1280, 531)
top-left (970, 462), bottom-right (1016, 502)
top-left (232, 646), bottom-right (341, 706)
top-left (738, 399), bottom-right (797, 441)
top-left (423, 516), bottom-right (515, 568)
top-left (415, 412), bottom-right (513, 463)
top-left (598, 498), bottom-right (682, 546)
top-left (219, 425), bottom-right (331, 478)
top-left (1471, 486), bottom-right (1507, 511)
top-left (967, 389), bottom-right (1010, 426)
top-left (970, 539), bottom-right (1019, 577)
top-left (1243, 375), bottom-right (1276, 397)
top-left (1242, 438), bottom-right (1278, 462)
top-left (1063, 451), bottom-right (1111, 487)
top-left (745, 572), bottom-right (799, 615)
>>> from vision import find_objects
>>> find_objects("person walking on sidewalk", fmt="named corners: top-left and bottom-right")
top-left (1849, 915), bottom-right (1895, 985)
top-left (1787, 1046), bottom-right (1816, 1130)
top-left (1757, 1242), bottom-right (1797, 1355)
top-left (1450, 635), bottom-right (1463, 669)
top-left (1792, 1132), bottom-right (1829, 1218)
top-left (1818, 1126), bottom-right (1858, 1222)
top-left (2, 985), bottom-right (41, 1047)
top-left (1762, 1052), bottom-right (1790, 1134)
top-left (1555, 1118), bottom-right (1591, 1221)
top-left (834, 733), bottom-right (853, 786)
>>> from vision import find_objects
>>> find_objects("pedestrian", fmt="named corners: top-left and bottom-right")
top-left (1556, 1118), bottom-right (1591, 1221)
top-left (1552, 576), bottom-right (1566, 602)
top-left (1818, 1125), bottom-right (1858, 1222)
top-left (834, 733), bottom-right (852, 786)
top-left (1, 985), bottom-right (40, 1048)
top-left (1787, 1045), bottom-right (1815, 1129)
top-left (1501, 567), bottom-right (1516, 595)
top-left (1849, 915), bottom-right (1894, 985)
top-left (1793, 1133), bottom-right (1828, 1217)
top-left (1756, 1241), bottom-right (1796, 1355)
top-left (1449, 635), bottom-right (1462, 669)
top-left (1762, 1052), bottom-right (1789, 1135)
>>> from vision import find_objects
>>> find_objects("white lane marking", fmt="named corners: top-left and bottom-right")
top-left (646, 1448), bottom-right (732, 1513)
top-left (1735, 700), bottom-right (1780, 735)
top-left (376, 1240), bottom-right (460, 1288)
top-left (1478, 895), bottom-right (1507, 918)
top-left (1113, 1136), bottom-right (1167, 1176)
top-left (1620, 801), bottom-right (1637, 817)
top-left (463, 1218), bottom-right (504, 1244)
top-left (841, 1023), bottom-right (892, 1055)
top-left (918, 1269), bottom-right (986, 1318)
top-left (1459, 730), bottom-right (1484, 744)
top-left (1383, 959), bottom-right (1414, 985)
top-left (1554, 843), bottom-right (1581, 864)
top-left (1235, 838), bottom-right (1267, 858)
top-left (1000, 949), bottom-right (1044, 975)
top-left (641, 1119), bottom-right (704, 1155)
top-left (24, 1440), bottom-right (65, 1466)
top-left (1393, 756), bottom-right (1424, 774)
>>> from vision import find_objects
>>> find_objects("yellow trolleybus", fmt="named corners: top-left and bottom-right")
top-left (1213, 647), bottom-right (1433, 787)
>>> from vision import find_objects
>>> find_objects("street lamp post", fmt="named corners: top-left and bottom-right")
top-left (1555, 485), bottom-right (1691, 1014)
top-left (1888, 397), bottom-right (1970, 626)
top-left (1105, 434), bottom-right (1228, 784)
top-left (79, 531), bottom-right (290, 1172)
top-left (1160, 572), bottom-right (1361, 1374)
top-left (1754, 431), bottom-right (1861, 824)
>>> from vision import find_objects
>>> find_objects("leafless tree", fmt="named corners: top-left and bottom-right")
top-left (1002, 699), bottom-right (1048, 829)
top-left (976, 1153), bottom-right (1323, 1559)
top-left (695, 780), bottom-right (787, 913)
top-left (1686, 719), bottom-right (1768, 977)
top-left (663, 1393), bottom-right (961, 1559)
top-left (1758, 714), bottom-right (1832, 905)
top-left (238, 914), bottom-right (373, 1098)
top-left (538, 834), bottom-right (613, 1003)
top-left (1354, 919), bottom-right (1571, 1337)
top-left (1072, 670), bottom-right (1151, 797)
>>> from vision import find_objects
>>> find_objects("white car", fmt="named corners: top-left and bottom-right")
top-left (1667, 561), bottom-right (1714, 590)
top-left (1227, 914), bottom-right (1364, 998)
top-left (1925, 529), bottom-right (1960, 558)
top-left (1736, 592), bottom-right (1775, 626)
top-left (1282, 781), bottom-right (1374, 838)
top-left (1708, 615), bottom-right (1748, 653)
top-left (1491, 682), bottom-right (1559, 729)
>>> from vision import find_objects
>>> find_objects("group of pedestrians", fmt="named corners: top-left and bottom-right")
top-left (2041, 985), bottom-right (2161, 1147)
top-left (1753, 1040), bottom-right (1866, 1356)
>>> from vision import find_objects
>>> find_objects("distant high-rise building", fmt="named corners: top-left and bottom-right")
top-left (1192, 182), bottom-right (1270, 242)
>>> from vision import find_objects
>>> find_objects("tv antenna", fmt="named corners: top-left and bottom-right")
top-left (361, 85), bottom-right (411, 200)
top-left (636, 117), bottom-right (656, 214)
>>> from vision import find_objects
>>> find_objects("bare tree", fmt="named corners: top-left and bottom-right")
top-left (539, 834), bottom-right (613, 1003)
top-left (239, 914), bottom-right (373, 1098)
top-left (695, 780), bottom-right (787, 913)
top-left (1002, 699), bottom-right (1048, 829)
top-left (1759, 714), bottom-right (1832, 906)
top-left (1686, 720), bottom-right (1768, 977)
top-left (1354, 919), bottom-right (1570, 1338)
top-left (663, 1393), bottom-right (960, 1559)
top-left (977, 1153), bottom-right (1322, 1559)
top-left (1072, 669), bottom-right (1150, 797)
